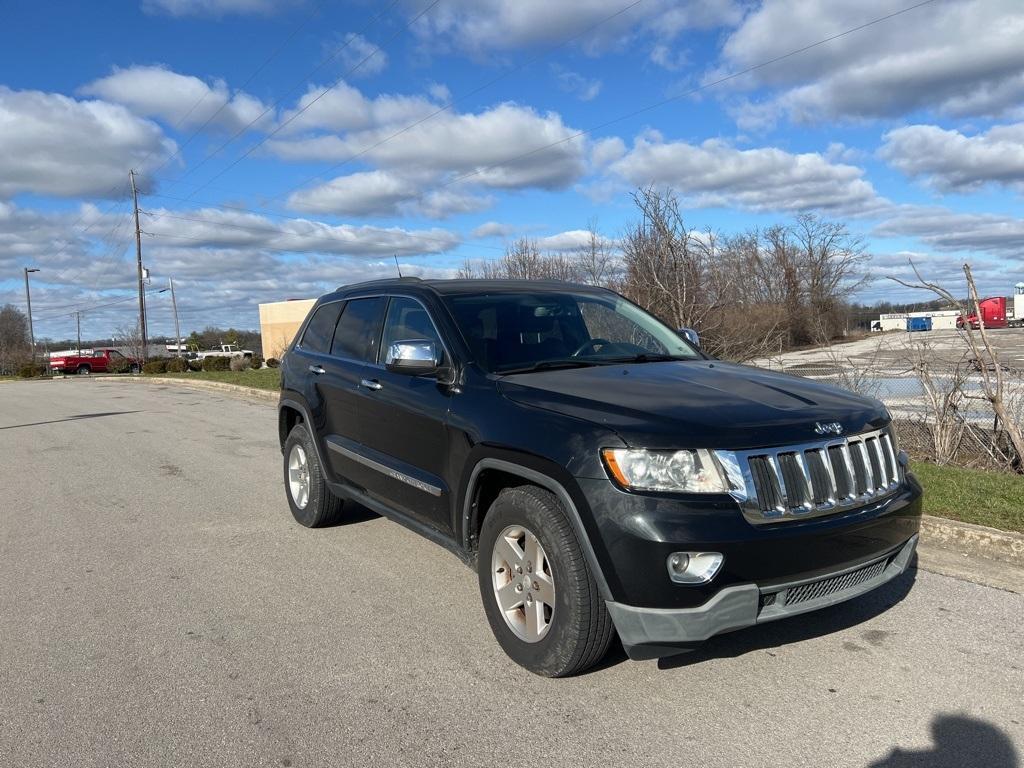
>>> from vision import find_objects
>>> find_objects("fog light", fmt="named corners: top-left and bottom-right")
top-left (666, 551), bottom-right (724, 584)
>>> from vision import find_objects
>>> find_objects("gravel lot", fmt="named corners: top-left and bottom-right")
top-left (1, 379), bottom-right (1022, 768)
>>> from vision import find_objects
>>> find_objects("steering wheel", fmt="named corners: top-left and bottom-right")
top-left (571, 338), bottom-right (613, 357)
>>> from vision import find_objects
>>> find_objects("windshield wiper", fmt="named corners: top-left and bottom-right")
top-left (602, 353), bottom-right (689, 364)
top-left (498, 359), bottom-right (609, 375)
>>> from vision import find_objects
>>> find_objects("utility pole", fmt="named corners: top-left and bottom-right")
top-left (23, 267), bottom-right (39, 361)
top-left (169, 277), bottom-right (182, 358)
top-left (129, 169), bottom-right (148, 360)
top-left (75, 311), bottom-right (81, 354)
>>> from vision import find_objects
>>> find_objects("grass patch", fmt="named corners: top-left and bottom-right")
top-left (911, 461), bottom-right (1024, 533)
top-left (149, 367), bottom-right (281, 391)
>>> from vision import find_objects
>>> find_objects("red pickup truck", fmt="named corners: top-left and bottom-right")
top-left (49, 348), bottom-right (140, 375)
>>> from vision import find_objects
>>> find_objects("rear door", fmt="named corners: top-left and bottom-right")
top-left (351, 295), bottom-right (455, 534)
top-left (317, 297), bottom-right (390, 491)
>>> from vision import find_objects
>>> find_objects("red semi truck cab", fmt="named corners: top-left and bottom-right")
top-left (49, 348), bottom-right (140, 375)
top-left (958, 297), bottom-right (1009, 330)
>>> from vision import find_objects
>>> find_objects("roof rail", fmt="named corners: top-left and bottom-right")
top-left (335, 276), bottom-right (424, 291)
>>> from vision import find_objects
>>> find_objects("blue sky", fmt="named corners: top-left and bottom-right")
top-left (1, 0), bottom-right (1023, 341)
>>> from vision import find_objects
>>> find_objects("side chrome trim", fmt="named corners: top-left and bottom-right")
top-left (326, 437), bottom-right (442, 497)
top-left (461, 458), bottom-right (612, 600)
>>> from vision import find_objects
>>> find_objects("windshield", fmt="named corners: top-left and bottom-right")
top-left (444, 290), bottom-right (700, 374)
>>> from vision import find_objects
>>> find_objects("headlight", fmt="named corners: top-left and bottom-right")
top-left (601, 448), bottom-right (730, 493)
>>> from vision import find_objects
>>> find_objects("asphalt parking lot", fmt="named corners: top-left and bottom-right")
top-left (1, 379), bottom-right (1022, 768)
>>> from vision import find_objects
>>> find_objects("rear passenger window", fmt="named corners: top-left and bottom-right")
top-left (331, 297), bottom-right (387, 361)
top-left (300, 302), bottom-right (344, 354)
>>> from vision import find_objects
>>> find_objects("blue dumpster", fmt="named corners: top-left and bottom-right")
top-left (907, 316), bottom-right (933, 332)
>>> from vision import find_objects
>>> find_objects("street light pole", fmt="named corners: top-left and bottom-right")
top-left (23, 267), bottom-right (39, 361)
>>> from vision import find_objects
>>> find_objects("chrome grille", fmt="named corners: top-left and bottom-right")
top-left (716, 427), bottom-right (903, 524)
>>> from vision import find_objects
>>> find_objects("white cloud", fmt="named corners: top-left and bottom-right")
top-left (715, 0), bottom-right (1024, 125)
top-left (273, 83), bottom-right (588, 205)
top-left (535, 229), bottom-right (614, 252)
top-left (140, 205), bottom-right (461, 256)
top-left (880, 123), bottom-right (1024, 193)
top-left (608, 136), bottom-right (883, 214)
top-left (874, 206), bottom-right (1024, 259)
top-left (552, 66), bottom-right (602, 101)
top-left (286, 170), bottom-right (491, 218)
top-left (471, 221), bottom-right (514, 238)
top-left (142, 0), bottom-right (294, 16)
top-left (649, 43), bottom-right (688, 72)
top-left (81, 65), bottom-right (273, 132)
top-left (411, 0), bottom-right (741, 55)
top-left (0, 87), bottom-right (173, 199)
top-left (335, 33), bottom-right (388, 77)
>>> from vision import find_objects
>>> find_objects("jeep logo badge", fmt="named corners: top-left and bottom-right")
top-left (814, 421), bottom-right (844, 436)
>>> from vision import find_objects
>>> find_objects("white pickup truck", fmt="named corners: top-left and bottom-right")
top-left (191, 344), bottom-right (254, 361)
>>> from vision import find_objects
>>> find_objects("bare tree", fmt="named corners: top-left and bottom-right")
top-left (0, 304), bottom-right (31, 375)
top-left (572, 219), bottom-right (619, 287)
top-left (891, 262), bottom-right (1024, 468)
top-left (113, 321), bottom-right (146, 364)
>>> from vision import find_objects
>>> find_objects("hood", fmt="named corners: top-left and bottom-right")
top-left (497, 360), bottom-right (887, 450)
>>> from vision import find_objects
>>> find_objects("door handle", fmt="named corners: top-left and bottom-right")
top-left (309, 365), bottom-right (325, 375)
top-left (360, 378), bottom-right (383, 391)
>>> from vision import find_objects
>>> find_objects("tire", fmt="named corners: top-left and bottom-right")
top-left (77, 364), bottom-right (91, 375)
top-left (283, 423), bottom-right (343, 528)
top-left (478, 485), bottom-right (614, 677)
top-left (129, 364), bottom-right (140, 374)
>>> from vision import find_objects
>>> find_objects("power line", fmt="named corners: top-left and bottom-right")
top-left (432, 0), bottom-right (940, 191)
top-left (144, 0), bottom-right (327, 181)
top-left (276, 0), bottom-right (646, 202)
top-left (32, 286), bottom-right (170, 323)
top-left (150, 0), bottom-right (404, 195)
top-left (182, 0), bottom-right (441, 200)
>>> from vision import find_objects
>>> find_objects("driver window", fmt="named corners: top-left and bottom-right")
top-left (381, 297), bottom-right (443, 361)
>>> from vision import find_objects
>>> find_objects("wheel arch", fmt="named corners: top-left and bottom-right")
top-left (461, 457), bottom-right (613, 601)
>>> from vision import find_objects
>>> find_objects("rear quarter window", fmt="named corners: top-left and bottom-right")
top-left (300, 302), bottom-right (344, 354)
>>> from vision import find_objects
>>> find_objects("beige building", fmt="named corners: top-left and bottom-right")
top-left (258, 298), bottom-right (316, 359)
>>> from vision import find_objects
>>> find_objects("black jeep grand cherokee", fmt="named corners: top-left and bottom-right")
top-left (278, 278), bottom-right (922, 676)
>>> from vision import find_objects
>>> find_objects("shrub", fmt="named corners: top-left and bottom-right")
top-left (165, 357), bottom-right (189, 373)
top-left (229, 355), bottom-right (251, 372)
top-left (143, 359), bottom-right (168, 374)
top-left (249, 354), bottom-right (264, 370)
top-left (188, 358), bottom-right (203, 372)
top-left (202, 355), bottom-right (231, 372)
top-left (266, 357), bottom-right (280, 368)
top-left (17, 363), bottom-right (47, 378)
top-left (107, 359), bottom-right (132, 374)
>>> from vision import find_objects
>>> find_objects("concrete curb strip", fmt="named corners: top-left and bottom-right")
top-left (920, 515), bottom-right (1024, 566)
top-left (95, 374), bottom-right (280, 403)
top-left (99, 375), bottom-right (1023, 569)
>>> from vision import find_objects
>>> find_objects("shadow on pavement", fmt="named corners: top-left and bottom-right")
top-left (657, 559), bottom-right (918, 671)
top-left (0, 411), bottom-right (142, 431)
top-left (327, 501), bottom-right (383, 527)
top-left (868, 714), bottom-right (1018, 767)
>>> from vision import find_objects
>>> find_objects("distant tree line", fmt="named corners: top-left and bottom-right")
top-left (460, 187), bottom-right (869, 361)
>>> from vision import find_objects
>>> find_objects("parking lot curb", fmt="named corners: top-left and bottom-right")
top-left (919, 514), bottom-right (1024, 567)
top-left (94, 374), bottom-right (280, 403)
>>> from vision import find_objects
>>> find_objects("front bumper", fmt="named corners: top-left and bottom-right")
top-left (608, 533), bottom-right (918, 660)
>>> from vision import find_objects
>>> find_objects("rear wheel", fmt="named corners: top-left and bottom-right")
top-left (77, 364), bottom-right (91, 375)
top-left (283, 423), bottom-right (343, 527)
top-left (478, 485), bottom-right (614, 677)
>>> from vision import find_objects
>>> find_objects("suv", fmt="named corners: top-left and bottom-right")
top-left (278, 278), bottom-right (922, 677)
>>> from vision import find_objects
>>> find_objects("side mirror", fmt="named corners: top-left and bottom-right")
top-left (678, 327), bottom-right (700, 348)
top-left (385, 339), bottom-right (441, 375)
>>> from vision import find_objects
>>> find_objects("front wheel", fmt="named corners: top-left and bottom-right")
top-left (76, 364), bottom-right (91, 375)
top-left (478, 485), bottom-right (614, 677)
top-left (282, 424), bottom-right (343, 527)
